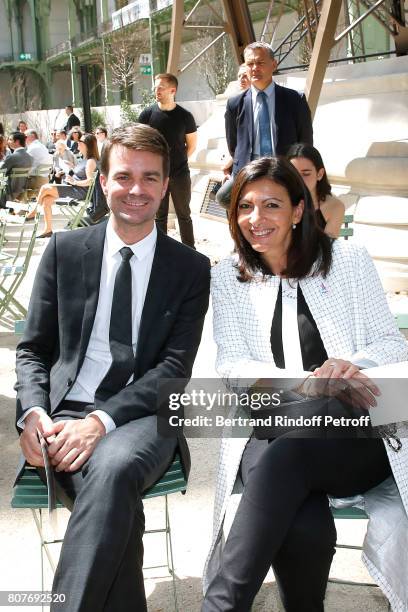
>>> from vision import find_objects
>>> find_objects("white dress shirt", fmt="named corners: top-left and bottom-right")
top-left (281, 279), bottom-right (304, 371)
top-left (26, 140), bottom-right (52, 173)
top-left (251, 81), bottom-right (276, 158)
top-left (18, 219), bottom-right (157, 433)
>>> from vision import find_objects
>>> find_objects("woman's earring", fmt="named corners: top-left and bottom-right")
top-left (292, 223), bottom-right (297, 229)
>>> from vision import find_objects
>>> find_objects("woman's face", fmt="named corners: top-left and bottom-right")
top-left (78, 138), bottom-right (87, 157)
top-left (289, 157), bottom-right (324, 197)
top-left (71, 131), bottom-right (80, 141)
top-left (56, 142), bottom-right (66, 156)
top-left (237, 177), bottom-right (303, 261)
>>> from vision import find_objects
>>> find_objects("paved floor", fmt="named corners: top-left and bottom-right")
top-left (0, 212), bottom-right (391, 611)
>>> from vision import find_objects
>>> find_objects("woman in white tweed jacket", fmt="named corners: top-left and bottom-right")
top-left (202, 157), bottom-right (408, 612)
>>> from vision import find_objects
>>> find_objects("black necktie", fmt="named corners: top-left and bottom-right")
top-left (94, 246), bottom-right (134, 405)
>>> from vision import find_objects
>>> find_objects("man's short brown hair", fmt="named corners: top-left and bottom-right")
top-left (100, 123), bottom-right (170, 178)
top-left (155, 73), bottom-right (178, 89)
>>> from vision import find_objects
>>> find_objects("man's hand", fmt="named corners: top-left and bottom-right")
top-left (20, 411), bottom-right (55, 467)
top-left (46, 416), bottom-right (106, 473)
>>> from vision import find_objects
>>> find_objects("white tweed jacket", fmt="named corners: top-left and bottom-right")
top-left (203, 240), bottom-right (408, 611)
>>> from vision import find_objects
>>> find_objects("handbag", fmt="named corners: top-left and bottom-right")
top-left (251, 388), bottom-right (374, 440)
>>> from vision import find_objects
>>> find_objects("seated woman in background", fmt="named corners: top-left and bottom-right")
top-left (68, 127), bottom-right (82, 155)
top-left (28, 133), bottom-right (98, 238)
top-left (0, 134), bottom-right (9, 161)
top-left (287, 143), bottom-right (345, 237)
top-left (51, 140), bottom-right (75, 184)
top-left (202, 156), bottom-right (408, 612)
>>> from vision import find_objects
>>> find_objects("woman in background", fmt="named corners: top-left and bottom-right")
top-left (69, 128), bottom-right (82, 155)
top-left (28, 133), bottom-right (98, 238)
top-left (287, 143), bottom-right (345, 237)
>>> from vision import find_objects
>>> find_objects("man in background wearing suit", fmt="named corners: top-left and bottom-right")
top-left (64, 105), bottom-right (81, 132)
top-left (224, 41), bottom-right (313, 192)
top-left (0, 131), bottom-right (33, 206)
top-left (15, 124), bottom-right (210, 611)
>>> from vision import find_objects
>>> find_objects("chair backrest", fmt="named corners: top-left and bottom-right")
top-left (8, 167), bottom-right (31, 201)
top-left (340, 214), bottom-right (354, 240)
top-left (69, 172), bottom-right (98, 230)
top-left (34, 163), bottom-right (52, 178)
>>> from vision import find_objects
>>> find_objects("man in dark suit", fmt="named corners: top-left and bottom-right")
top-left (15, 124), bottom-right (210, 611)
top-left (64, 105), bottom-right (81, 132)
top-left (0, 131), bottom-right (33, 206)
top-left (225, 41), bottom-right (313, 178)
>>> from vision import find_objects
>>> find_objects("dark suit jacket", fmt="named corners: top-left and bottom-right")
top-left (0, 148), bottom-right (33, 199)
top-left (64, 113), bottom-right (81, 131)
top-left (15, 221), bottom-right (211, 480)
top-left (225, 84), bottom-right (313, 175)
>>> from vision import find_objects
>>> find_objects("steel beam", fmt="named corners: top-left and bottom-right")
top-left (304, 0), bottom-right (343, 117)
top-left (166, 0), bottom-right (184, 74)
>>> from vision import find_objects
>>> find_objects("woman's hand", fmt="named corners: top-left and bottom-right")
top-left (313, 358), bottom-right (359, 379)
top-left (312, 358), bottom-right (380, 409)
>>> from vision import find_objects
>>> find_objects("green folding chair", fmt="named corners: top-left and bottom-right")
top-left (55, 172), bottom-right (97, 230)
top-left (340, 214), bottom-right (354, 240)
top-left (11, 452), bottom-right (186, 611)
top-left (0, 213), bottom-right (40, 322)
top-left (8, 167), bottom-right (32, 204)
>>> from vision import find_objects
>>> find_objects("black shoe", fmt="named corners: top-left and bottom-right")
top-left (208, 181), bottom-right (222, 201)
top-left (36, 231), bottom-right (53, 239)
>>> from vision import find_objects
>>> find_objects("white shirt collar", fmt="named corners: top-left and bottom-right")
top-left (106, 218), bottom-right (157, 262)
top-left (251, 80), bottom-right (275, 100)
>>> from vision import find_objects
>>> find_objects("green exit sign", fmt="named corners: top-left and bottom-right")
top-left (140, 65), bottom-right (152, 75)
top-left (19, 52), bottom-right (32, 60)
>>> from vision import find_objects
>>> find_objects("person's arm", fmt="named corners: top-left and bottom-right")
top-left (322, 196), bottom-right (345, 238)
top-left (65, 158), bottom-right (96, 187)
top-left (225, 99), bottom-right (237, 158)
top-left (296, 94), bottom-right (313, 145)
top-left (348, 244), bottom-right (408, 366)
top-left (320, 195), bottom-right (345, 238)
top-left (186, 131), bottom-right (197, 157)
top-left (15, 236), bottom-right (59, 419)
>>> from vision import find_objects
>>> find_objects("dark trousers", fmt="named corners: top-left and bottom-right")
top-left (156, 173), bottom-right (195, 248)
top-left (203, 436), bottom-right (391, 612)
top-left (49, 404), bottom-right (177, 612)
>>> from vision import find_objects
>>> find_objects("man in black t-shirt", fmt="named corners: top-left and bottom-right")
top-left (139, 73), bottom-right (197, 248)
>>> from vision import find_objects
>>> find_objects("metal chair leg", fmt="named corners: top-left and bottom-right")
top-left (164, 495), bottom-right (179, 612)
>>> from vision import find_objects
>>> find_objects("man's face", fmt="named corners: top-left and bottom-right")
top-left (18, 122), bottom-right (27, 132)
top-left (237, 66), bottom-right (250, 91)
top-left (65, 107), bottom-right (71, 116)
top-left (95, 129), bottom-right (106, 141)
top-left (154, 78), bottom-right (176, 105)
top-left (244, 48), bottom-right (277, 90)
top-left (100, 145), bottom-right (169, 242)
top-left (25, 131), bottom-right (35, 145)
top-left (57, 131), bottom-right (66, 141)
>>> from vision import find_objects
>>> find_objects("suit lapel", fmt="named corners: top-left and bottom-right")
top-left (274, 83), bottom-right (283, 149)
top-left (136, 231), bottom-right (173, 361)
top-left (78, 222), bottom-right (106, 360)
top-left (243, 90), bottom-right (253, 152)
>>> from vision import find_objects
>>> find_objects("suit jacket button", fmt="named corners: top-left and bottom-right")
top-left (67, 378), bottom-right (73, 387)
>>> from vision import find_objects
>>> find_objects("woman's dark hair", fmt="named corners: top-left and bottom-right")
top-left (69, 128), bottom-right (82, 140)
top-left (0, 134), bottom-right (6, 157)
top-left (0, 122), bottom-right (4, 136)
top-left (287, 143), bottom-right (332, 202)
top-left (229, 156), bottom-right (333, 282)
top-left (81, 133), bottom-right (99, 160)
